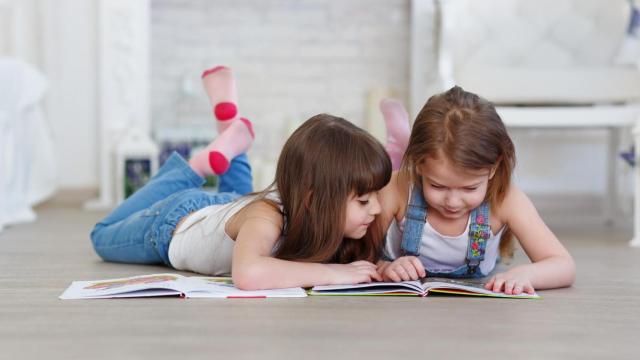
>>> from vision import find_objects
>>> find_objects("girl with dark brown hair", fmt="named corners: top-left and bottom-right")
top-left (377, 86), bottom-right (575, 295)
top-left (91, 113), bottom-right (391, 290)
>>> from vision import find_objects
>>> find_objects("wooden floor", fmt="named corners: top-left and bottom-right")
top-left (1, 197), bottom-right (639, 360)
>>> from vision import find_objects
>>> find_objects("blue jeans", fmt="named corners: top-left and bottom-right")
top-left (90, 152), bottom-right (253, 266)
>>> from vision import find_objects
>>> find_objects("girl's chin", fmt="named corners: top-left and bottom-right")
top-left (440, 208), bottom-right (466, 219)
top-left (344, 224), bottom-right (370, 240)
top-left (345, 229), bottom-right (368, 239)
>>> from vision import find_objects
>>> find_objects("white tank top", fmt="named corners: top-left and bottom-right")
top-left (168, 192), bottom-right (283, 276)
top-left (384, 212), bottom-right (505, 275)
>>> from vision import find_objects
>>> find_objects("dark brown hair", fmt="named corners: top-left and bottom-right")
top-left (402, 86), bottom-right (516, 258)
top-left (261, 114), bottom-right (391, 263)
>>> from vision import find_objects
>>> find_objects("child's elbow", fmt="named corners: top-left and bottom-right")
top-left (232, 265), bottom-right (265, 291)
top-left (562, 254), bottom-right (577, 287)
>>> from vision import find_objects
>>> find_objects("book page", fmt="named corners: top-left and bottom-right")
top-left (59, 273), bottom-right (186, 299)
top-left (310, 280), bottom-right (424, 295)
top-left (420, 277), bottom-right (540, 299)
top-left (185, 277), bottom-right (307, 298)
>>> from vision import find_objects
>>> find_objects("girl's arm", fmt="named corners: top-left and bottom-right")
top-left (376, 171), bottom-right (428, 281)
top-left (377, 171), bottom-right (406, 234)
top-left (231, 202), bottom-right (381, 290)
top-left (487, 186), bottom-right (576, 294)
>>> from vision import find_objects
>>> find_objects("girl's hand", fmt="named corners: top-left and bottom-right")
top-left (484, 267), bottom-right (536, 295)
top-left (326, 261), bottom-right (382, 285)
top-left (381, 256), bottom-right (426, 282)
top-left (376, 260), bottom-right (391, 276)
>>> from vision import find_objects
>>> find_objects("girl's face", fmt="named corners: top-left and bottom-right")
top-left (418, 154), bottom-right (494, 221)
top-left (343, 192), bottom-right (382, 239)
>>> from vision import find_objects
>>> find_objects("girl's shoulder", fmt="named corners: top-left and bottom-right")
top-left (379, 171), bottom-right (411, 223)
top-left (241, 198), bottom-right (285, 226)
top-left (227, 197), bottom-right (285, 240)
top-left (491, 184), bottom-right (529, 224)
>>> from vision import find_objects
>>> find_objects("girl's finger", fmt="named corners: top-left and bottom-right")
top-left (401, 263), bottom-right (419, 280)
top-left (513, 284), bottom-right (523, 295)
top-left (377, 262), bottom-right (389, 272)
top-left (409, 257), bottom-right (426, 278)
top-left (394, 266), bottom-right (410, 281)
top-left (504, 280), bottom-right (515, 295)
top-left (386, 269), bottom-right (401, 282)
top-left (492, 278), bottom-right (505, 293)
top-left (484, 277), bottom-right (495, 290)
top-left (377, 265), bottom-right (388, 277)
top-left (369, 268), bottom-right (383, 282)
top-left (523, 284), bottom-right (536, 295)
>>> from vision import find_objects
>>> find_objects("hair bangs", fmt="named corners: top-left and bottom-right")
top-left (349, 142), bottom-right (392, 196)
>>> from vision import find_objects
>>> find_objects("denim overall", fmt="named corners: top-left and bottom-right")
top-left (90, 152), bottom-right (253, 266)
top-left (400, 186), bottom-right (492, 279)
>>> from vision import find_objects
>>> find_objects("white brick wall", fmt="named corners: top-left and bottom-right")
top-left (151, 0), bottom-right (411, 187)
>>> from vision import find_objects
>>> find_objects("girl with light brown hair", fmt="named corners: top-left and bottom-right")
top-left (377, 86), bottom-right (575, 295)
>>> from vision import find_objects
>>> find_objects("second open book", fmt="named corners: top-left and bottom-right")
top-left (60, 273), bottom-right (540, 299)
top-left (310, 276), bottom-right (540, 299)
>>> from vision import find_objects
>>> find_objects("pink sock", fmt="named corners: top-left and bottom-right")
top-left (202, 66), bottom-right (238, 133)
top-left (189, 118), bottom-right (255, 176)
top-left (380, 98), bottom-right (411, 171)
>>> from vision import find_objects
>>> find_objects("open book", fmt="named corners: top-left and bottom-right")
top-left (310, 277), bottom-right (540, 299)
top-left (59, 273), bottom-right (307, 299)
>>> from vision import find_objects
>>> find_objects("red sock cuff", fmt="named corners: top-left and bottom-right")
top-left (201, 66), bottom-right (229, 78)
top-left (239, 117), bottom-right (255, 139)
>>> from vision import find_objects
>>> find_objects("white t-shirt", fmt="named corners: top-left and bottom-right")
top-left (168, 192), bottom-right (284, 276)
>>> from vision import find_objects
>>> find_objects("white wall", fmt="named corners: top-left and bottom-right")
top-left (151, 0), bottom-right (410, 178)
top-left (41, 0), bottom-right (98, 189)
top-left (0, 0), bottom-right (99, 190)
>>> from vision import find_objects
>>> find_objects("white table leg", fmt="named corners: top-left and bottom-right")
top-left (630, 122), bottom-right (640, 247)
top-left (605, 127), bottom-right (619, 225)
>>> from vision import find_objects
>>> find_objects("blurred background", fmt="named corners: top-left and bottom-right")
top-left (1, 0), bottom-right (639, 237)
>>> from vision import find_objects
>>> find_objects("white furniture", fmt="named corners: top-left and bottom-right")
top-left (411, 0), bottom-right (640, 246)
top-left (0, 58), bottom-right (56, 232)
top-left (0, 0), bottom-right (57, 233)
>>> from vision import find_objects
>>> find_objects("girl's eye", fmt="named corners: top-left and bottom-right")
top-left (358, 200), bottom-right (370, 205)
top-left (431, 184), bottom-right (444, 189)
top-left (464, 187), bottom-right (478, 191)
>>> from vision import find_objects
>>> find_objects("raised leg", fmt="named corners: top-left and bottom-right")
top-left (99, 152), bottom-right (204, 226)
top-left (218, 153), bottom-right (253, 195)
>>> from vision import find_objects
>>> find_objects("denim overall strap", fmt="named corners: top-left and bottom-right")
top-left (466, 202), bottom-right (491, 275)
top-left (400, 185), bottom-right (428, 256)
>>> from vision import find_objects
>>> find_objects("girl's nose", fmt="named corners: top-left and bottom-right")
top-left (370, 194), bottom-right (382, 215)
top-left (444, 192), bottom-right (462, 208)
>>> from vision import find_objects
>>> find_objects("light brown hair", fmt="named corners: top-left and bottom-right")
top-left (402, 86), bottom-right (516, 258)
top-left (263, 114), bottom-right (391, 263)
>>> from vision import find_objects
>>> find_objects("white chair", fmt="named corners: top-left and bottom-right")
top-left (411, 0), bottom-right (640, 246)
